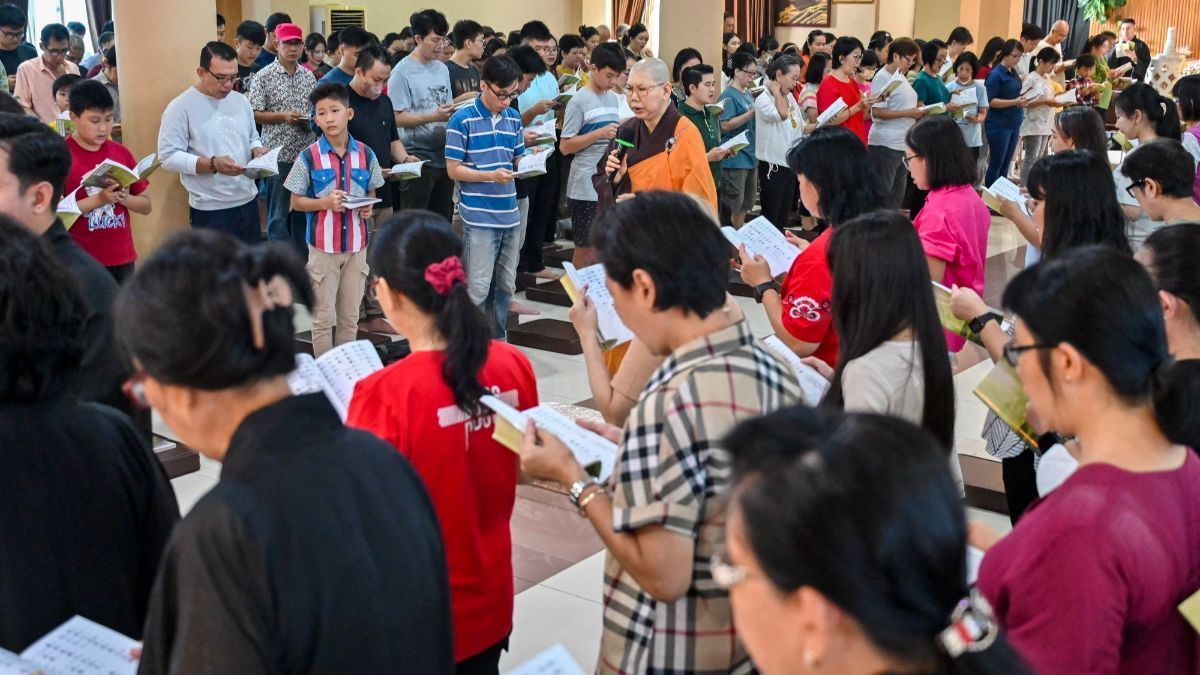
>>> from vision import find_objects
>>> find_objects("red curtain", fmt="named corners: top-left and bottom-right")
top-left (613, 0), bottom-right (647, 27)
top-left (725, 0), bottom-right (771, 45)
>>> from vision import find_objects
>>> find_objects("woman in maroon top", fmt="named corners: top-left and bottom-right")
top-left (347, 211), bottom-right (538, 674)
top-left (974, 247), bottom-right (1200, 674)
top-left (815, 36), bottom-right (876, 145)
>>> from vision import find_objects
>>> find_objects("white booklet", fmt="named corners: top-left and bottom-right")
top-left (919, 102), bottom-right (947, 115)
top-left (952, 86), bottom-right (978, 107)
top-left (966, 544), bottom-right (985, 585)
top-left (527, 119), bottom-right (557, 145)
top-left (481, 395), bottom-right (618, 481)
top-left (717, 130), bottom-right (750, 155)
top-left (287, 339), bottom-right (384, 421)
top-left (722, 216), bottom-right (802, 278)
top-left (815, 97), bottom-right (847, 127)
top-left (0, 615), bottom-right (140, 675)
top-left (1054, 88), bottom-right (1078, 105)
top-left (938, 59), bottom-right (953, 80)
top-left (1111, 61), bottom-right (1134, 77)
top-left (761, 335), bottom-right (831, 406)
top-left (340, 195), bottom-right (382, 210)
top-left (512, 148), bottom-right (553, 179)
top-left (561, 262), bottom-right (635, 349)
top-left (506, 644), bottom-right (587, 675)
top-left (80, 154), bottom-right (160, 189)
top-left (874, 69), bottom-right (908, 105)
top-left (386, 159), bottom-right (427, 180)
top-left (242, 146), bottom-right (282, 178)
top-left (982, 176), bottom-right (1031, 217)
top-left (57, 191), bottom-right (81, 223)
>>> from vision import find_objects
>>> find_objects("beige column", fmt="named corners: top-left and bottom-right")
top-left (115, 0), bottom-right (216, 258)
top-left (656, 0), bottom-right (723, 78)
top-left (580, 0), bottom-right (610, 30)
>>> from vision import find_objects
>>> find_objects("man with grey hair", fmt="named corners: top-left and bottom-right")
top-left (615, 23), bottom-right (630, 42)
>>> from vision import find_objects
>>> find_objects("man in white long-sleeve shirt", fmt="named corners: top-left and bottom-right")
top-left (158, 41), bottom-right (269, 244)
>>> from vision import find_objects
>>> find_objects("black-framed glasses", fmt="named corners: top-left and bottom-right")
top-left (737, 68), bottom-right (760, 77)
top-left (43, 47), bottom-right (70, 56)
top-left (204, 68), bottom-right (239, 84)
top-left (1003, 341), bottom-right (1057, 367)
top-left (485, 82), bottom-right (520, 101)
top-left (0, 27), bottom-right (24, 40)
top-left (1125, 179), bottom-right (1147, 198)
top-left (902, 153), bottom-right (920, 169)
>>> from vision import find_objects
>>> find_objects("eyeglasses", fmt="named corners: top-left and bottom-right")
top-left (902, 153), bottom-right (920, 169)
top-left (1003, 340), bottom-right (1057, 367)
top-left (122, 371), bottom-right (150, 410)
top-left (737, 68), bottom-right (760, 77)
top-left (0, 28), bottom-right (24, 39)
top-left (422, 35), bottom-right (448, 46)
top-left (43, 47), bottom-right (70, 56)
top-left (204, 68), bottom-right (239, 84)
top-left (1125, 179), bottom-right (1147, 198)
top-left (485, 82), bottom-right (520, 101)
top-left (626, 81), bottom-right (667, 100)
top-left (710, 551), bottom-right (752, 589)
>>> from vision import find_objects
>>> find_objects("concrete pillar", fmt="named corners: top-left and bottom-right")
top-left (657, 0), bottom-right (722, 78)
top-left (115, 0), bottom-right (216, 257)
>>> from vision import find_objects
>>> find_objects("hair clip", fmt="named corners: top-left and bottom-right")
top-left (937, 588), bottom-right (998, 658)
top-left (241, 275), bottom-right (295, 349)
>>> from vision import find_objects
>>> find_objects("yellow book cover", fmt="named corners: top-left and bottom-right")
top-left (973, 362), bottom-right (1038, 448)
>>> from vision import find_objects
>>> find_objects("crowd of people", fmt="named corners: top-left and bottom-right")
top-left (0, 4), bottom-right (1199, 675)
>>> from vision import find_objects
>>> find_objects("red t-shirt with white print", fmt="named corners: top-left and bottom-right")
top-left (64, 136), bottom-right (148, 267)
top-left (779, 227), bottom-right (839, 367)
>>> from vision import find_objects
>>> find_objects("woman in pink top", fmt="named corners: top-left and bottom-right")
top-left (972, 247), bottom-right (1200, 675)
top-left (905, 116), bottom-right (991, 351)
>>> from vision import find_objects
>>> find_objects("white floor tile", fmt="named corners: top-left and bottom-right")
top-left (538, 552), bottom-right (606, 604)
top-left (170, 472), bottom-right (218, 516)
top-left (501, 584), bottom-right (603, 672)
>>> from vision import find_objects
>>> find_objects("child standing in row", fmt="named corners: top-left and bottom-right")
top-left (1017, 48), bottom-right (1060, 186)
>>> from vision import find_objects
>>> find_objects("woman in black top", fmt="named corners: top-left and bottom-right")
top-left (0, 215), bottom-right (178, 652)
top-left (116, 231), bottom-right (453, 674)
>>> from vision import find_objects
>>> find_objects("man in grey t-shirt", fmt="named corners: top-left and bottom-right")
top-left (389, 9), bottom-right (455, 220)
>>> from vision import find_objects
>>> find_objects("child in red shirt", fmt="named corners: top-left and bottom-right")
top-left (63, 80), bottom-right (151, 283)
top-left (346, 211), bottom-right (538, 670)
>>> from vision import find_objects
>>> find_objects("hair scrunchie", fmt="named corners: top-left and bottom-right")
top-left (424, 256), bottom-right (467, 296)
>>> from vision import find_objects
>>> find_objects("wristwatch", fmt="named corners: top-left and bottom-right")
top-left (968, 312), bottom-right (1002, 335)
top-left (753, 280), bottom-right (781, 303)
top-left (568, 477), bottom-right (601, 508)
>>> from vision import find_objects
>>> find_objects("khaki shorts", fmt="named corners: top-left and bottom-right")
top-left (721, 168), bottom-right (758, 215)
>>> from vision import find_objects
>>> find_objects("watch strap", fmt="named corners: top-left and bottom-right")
top-left (754, 280), bottom-right (781, 302)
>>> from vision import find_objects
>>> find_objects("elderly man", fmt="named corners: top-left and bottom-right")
top-left (594, 57), bottom-right (717, 215)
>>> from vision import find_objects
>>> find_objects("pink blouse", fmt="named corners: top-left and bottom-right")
top-left (914, 183), bottom-right (991, 351)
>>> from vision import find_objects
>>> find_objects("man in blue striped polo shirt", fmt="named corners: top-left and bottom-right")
top-left (446, 54), bottom-right (528, 339)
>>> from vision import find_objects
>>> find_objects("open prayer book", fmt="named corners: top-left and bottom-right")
top-left (1054, 89), bottom-right (1078, 106)
top-left (555, 86), bottom-right (577, 105)
top-left (1111, 62), bottom-right (1134, 77)
top-left (80, 154), bottom-right (161, 189)
top-left (386, 159), bottom-right (427, 180)
top-left (557, 71), bottom-right (582, 88)
top-left (53, 111), bottom-right (75, 137)
top-left (931, 281), bottom-right (999, 347)
top-left (512, 148), bottom-right (553, 179)
top-left (951, 86), bottom-right (978, 108)
top-left (876, 69), bottom-right (908, 101)
top-left (56, 191), bottom-right (81, 222)
top-left (973, 361), bottom-right (1038, 447)
top-left (938, 59), bottom-right (954, 81)
top-left (761, 335), bottom-right (831, 406)
top-left (0, 615), bottom-right (139, 675)
top-left (527, 119), bottom-right (557, 145)
top-left (815, 97), bottom-right (847, 127)
top-left (287, 339), bottom-right (383, 421)
top-left (722, 216), bottom-right (803, 277)
top-left (706, 99), bottom-right (726, 115)
top-left (717, 130), bottom-right (750, 155)
top-left (507, 644), bottom-right (587, 675)
top-left (560, 262), bottom-right (634, 350)
top-left (919, 102), bottom-right (947, 115)
top-left (981, 177), bottom-right (1031, 217)
top-left (242, 147), bottom-right (282, 178)
top-left (481, 395), bottom-right (618, 481)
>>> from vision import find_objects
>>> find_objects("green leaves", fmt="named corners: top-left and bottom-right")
top-left (1077, 0), bottom-right (1128, 23)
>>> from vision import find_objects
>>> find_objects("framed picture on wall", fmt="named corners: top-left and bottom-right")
top-left (833, 0), bottom-right (872, 4)
top-left (775, 0), bottom-right (831, 27)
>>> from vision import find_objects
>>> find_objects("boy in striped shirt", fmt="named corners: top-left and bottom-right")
top-left (445, 54), bottom-right (529, 339)
top-left (285, 82), bottom-right (384, 356)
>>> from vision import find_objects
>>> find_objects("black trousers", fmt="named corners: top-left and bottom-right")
top-left (518, 151), bottom-right (561, 273)
top-left (455, 636), bottom-right (509, 675)
top-left (758, 161), bottom-right (796, 230)
top-left (1002, 447), bottom-right (1039, 525)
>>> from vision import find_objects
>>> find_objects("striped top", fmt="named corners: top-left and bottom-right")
top-left (284, 135), bottom-right (384, 253)
top-left (445, 97), bottom-right (526, 229)
top-left (561, 87), bottom-right (619, 201)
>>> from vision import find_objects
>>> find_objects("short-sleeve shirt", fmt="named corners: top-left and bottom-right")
top-left (444, 97), bottom-right (525, 228)
top-left (561, 86), bottom-right (618, 201)
top-left (1020, 72), bottom-right (1054, 136)
top-left (63, 136), bottom-right (149, 267)
top-left (780, 228), bottom-right (839, 366)
top-left (912, 69), bottom-right (951, 106)
top-left (947, 79), bottom-right (989, 148)
top-left (517, 71), bottom-right (559, 126)
top-left (718, 85), bottom-right (756, 169)
top-left (914, 183), bottom-right (991, 351)
top-left (868, 66), bottom-right (919, 151)
top-left (985, 65), bottom-right (1024, 129)
top-left (247, 61), bottom-right (317, 163)
top-left (978, 452), bottom-right (1200, 675)
top-left (600, 320), bottom-right (801, 674)
top-left (1065, 76), bottom-right (1100, 107)
top-left (446, 60), bottom-right (481, 100)
top-left (347, 86), bottom-right (400, 208)
top-left (317, 67), bottom-right (353, 86)
top-left (283, 134), bottom-right (384, 253)
top-left (388, 55), bottom-right (453, 168)
top-left (817, 74), bottom-right (866, 144)
top-left (347, 342), bottom-right (537, 662)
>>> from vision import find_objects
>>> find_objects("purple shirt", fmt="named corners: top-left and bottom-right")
top-left (914, 183), bottom-right (990, 351)
top-left (978, 451), bottom-right (1200, 674)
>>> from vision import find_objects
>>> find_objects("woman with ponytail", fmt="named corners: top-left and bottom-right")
top-left (973, 246), bottom-right (1200, 674)
top-left (720, 407), bottom-right (1031, 675)
top-left (118, 230), bottom-right (453, 674)
top-left (1113, 83), bottom-right (1184, 247)
top-left (347, 210), bottom-right (537, 674)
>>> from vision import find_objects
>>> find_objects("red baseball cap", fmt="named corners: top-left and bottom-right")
top-left (275, 23), bottom-right (304, 43)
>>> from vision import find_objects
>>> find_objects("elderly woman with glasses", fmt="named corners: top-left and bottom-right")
top-left (594, 57), bottom-right (718, 215)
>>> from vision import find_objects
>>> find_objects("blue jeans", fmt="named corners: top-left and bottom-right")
top-left (265, 161), bottom-right (307, 257)
top-left (190, 199), bottom-right (260, 245)
top-left (462, 223), bottom-right (520, 340)
top-left (985, 125), bottom-right (1020, 187)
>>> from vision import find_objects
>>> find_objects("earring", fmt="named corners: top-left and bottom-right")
top-left (804, 648), bottom-right (820, 669)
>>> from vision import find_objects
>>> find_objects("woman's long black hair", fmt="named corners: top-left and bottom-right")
top-left (787, 126), bottom-right (884, 226)
top-left (825, 210), bottom-right (955, 451)
top-left (1025, 150), bottom-right (1130, 259)
top-left (370, 210), bottom-right (491, 416)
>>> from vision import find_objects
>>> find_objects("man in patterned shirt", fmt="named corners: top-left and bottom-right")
top-left (249, 22), bottom-right (315, 256)
top-left (517, 191), bottom-right (803, 674)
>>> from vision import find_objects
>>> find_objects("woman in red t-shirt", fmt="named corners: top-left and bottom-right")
top-left (346, 212), bottom-right (538, 671)
top-left (816, 36), bottom-right (877, 145)
top-left (736, 126), bottom-right (884, 369)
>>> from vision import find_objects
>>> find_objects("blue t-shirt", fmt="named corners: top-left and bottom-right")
top-left (718, 86), bottom-right (756, 170)
top-left (517, 72), bottom-right (559, 125)
top-left (318, 67), bottom-right (353, 86)
top-left (986, 65), bottom-right (1024, 129)
top-left (947, 79), bottom-right (989, 148)
top-left (445, 97), bottom-right (526, 228)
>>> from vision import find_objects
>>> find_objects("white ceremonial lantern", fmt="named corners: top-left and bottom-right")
top-left (1149, 26), bottom-right (1188, 97)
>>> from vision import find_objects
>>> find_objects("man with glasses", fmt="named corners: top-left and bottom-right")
top-left (14, 23), bottom-right (78, 123)
top-left (159, 42), bottom-right (270, 245)
top-left (0, 5), bottom-right (35, 93)
top-left (390, 9), bottom-right (456, 221)
top-left (515, 20), bottom-right (563, 281)
top-left (445, 55), bottom-right (528, 339)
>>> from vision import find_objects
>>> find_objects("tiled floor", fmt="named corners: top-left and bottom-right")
top-left (164, 216), bottom-right (1030, 671)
